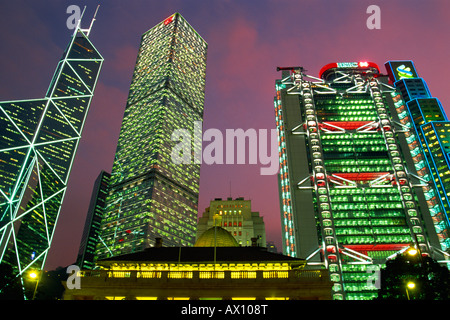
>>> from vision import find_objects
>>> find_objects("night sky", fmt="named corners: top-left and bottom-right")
top-left (1, 0), bottom-right (449, 271)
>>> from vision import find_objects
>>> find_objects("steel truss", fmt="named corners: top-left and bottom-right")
top-left (282, 66), bottom-right (448, 300)
top-left (0, 10), bottom-right (103, 282)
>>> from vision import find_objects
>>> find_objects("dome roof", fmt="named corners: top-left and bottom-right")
top-left (195, 226), bottom-right (239, 247)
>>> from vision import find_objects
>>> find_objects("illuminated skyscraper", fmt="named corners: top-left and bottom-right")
top-left (94, 13), bottom-right (207, 261)
top-left (274, 61), bottom-right (449, 300)
top-left (77, 171), bottom-right (110, 269)
top-left (385, 61), bottom-right (450, 251)
top-left (0, 17), bottom-right (103, 277)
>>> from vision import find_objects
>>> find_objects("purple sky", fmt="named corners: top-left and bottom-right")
top-left (1, 0), bottom-right (450, 270)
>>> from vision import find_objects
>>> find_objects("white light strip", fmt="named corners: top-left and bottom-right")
top-left (332, 72), bottom-right (352, 83)
top-left (407, 172), bottom-right (429, 184)
top-left (48, 99), bottom-right (83, 137)
top-left (305, 247), bottom-right (321, 261)
top-left (329, 179), bottom-right (345, 186)
top-left (34, 150), bottom-right (65, 185)
top-left (330, 174), bottom-right (357, 186)
top-left (346, 84), bottom-right (367, 94)
top-left (302, 74), bottom-right (325, 83)
top-left (391, 120), bottom-right (410, 131)
top-left (355, 121), bottom-right (377, 132)
top-left (280, 75), bottom-right (293, 85)
top-left (313, 84), bottom-right (337, 94)
top-left (380, 82), bottom-right (396, 92)
top-left (297, 175), bottom-right (312, 187)
top-left (369, 173), bottom-right (391, 186)
top-left (342, 246), bottom-right (372, 262)
top-left (386, 246), bottom-right (409, 260)
top-left (291, 123), bottom-right (304, 134)
top-left (340, 250), bottom-right (369, 263)
top-left (321, 122), bottom-right (346, 132)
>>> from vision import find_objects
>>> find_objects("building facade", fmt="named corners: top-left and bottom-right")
top-left (274, 61), bottom-right (449, 300)
top-left (0, 20), bottom-right (103, 277)
top-left (197, 198), bottom-right (266, 247)
top-left (385, 61), bottom-right (450, 251)
top-left (94, 13), bottom-right (208, 261)
top-left (76, 171), bottom-right (110, 269)
top-left (63, 230), bottom-right (332, 300)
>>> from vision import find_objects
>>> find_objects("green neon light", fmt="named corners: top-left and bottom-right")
top-left (0, 26), bottom-right (103, 280)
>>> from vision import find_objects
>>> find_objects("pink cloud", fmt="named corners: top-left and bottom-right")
top-left (107, 45), bottom-right (139, 75)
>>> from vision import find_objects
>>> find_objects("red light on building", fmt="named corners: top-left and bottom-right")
top-left (332, 172), bottom-right (390, 182)
top-left (164, 16), bottom-right (174, 25)
top-left (318, 63), bottom-right (338, 79)
top-left (320, 121), bottom-right (376, 131)
top-left (319, 61), bottom-right (380, 79)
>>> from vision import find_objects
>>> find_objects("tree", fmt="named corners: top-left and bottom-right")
top-left (377, 247), bottom-right (450, 300)
top-left (33, 267), bottom-right (68, 300)
top-left (0, 263), bottom-right (24, 300)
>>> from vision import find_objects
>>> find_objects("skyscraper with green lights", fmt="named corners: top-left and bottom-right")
top-left (0, 21), bottom-right (103, 277)
top-left (274, 61), bottom-right (449, 300)
top-left (77, 170), bottom-right (110, 269)
top-left (94, 13), bottom-right (207, 261)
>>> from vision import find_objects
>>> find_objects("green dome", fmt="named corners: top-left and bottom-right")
top-left (195, 226), bottom-right (239, 247)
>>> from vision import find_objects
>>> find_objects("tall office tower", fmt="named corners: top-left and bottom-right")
top-left (0, 17), bottom-right (103, 277)
top-left (274, 61), bottom-right (448, 300)
top-left (77, 171), bottom-right (110, 269)
top-left (95, 13), bottom-right (207, 261)
top-left (385, 61), bottom-right (450, 252)
top-left (197, 197), bottom-right (266, 247)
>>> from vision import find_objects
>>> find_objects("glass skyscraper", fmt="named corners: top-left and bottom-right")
top-left (0, 22), bottom-right (103, 277)
top-left (76, 171), bottom-right (110, 269)
top-left (274, 61), bottom-right (449, 300)
top-left (94, 13), bottom-right (207, 261)
top-left (385, 61), bottom-right (450, 251)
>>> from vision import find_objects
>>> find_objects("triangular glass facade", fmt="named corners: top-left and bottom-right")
top-left (0, 26), bottom-right (103, 280)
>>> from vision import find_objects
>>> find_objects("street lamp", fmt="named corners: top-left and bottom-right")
top-left (27, 269), bottom-right (41, 300)
top-left (407, 248), bottom-right (418, 256)
top-left (405, 281), bottom-right (415, 300)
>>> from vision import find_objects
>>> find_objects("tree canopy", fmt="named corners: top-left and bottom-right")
top-left (377, 248), bottom-right (450, 300)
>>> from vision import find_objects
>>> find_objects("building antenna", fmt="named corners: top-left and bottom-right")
top-left (73, 6), bottom-right (86, 37)
top-left (86, 5), bottom-right (100, 37)
top-left (76, 5), bottom-right (100, 38)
